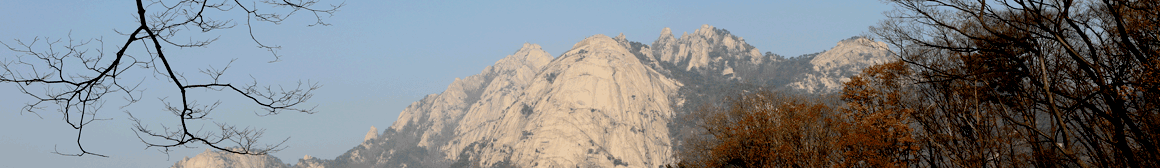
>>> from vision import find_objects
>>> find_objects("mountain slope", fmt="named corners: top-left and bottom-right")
top-left (788, 36), bottom-right (894, 93)
top-left (420, 34), bottom-right (678, 167)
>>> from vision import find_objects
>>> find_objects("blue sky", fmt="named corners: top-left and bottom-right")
top-left (0, 1), bottom-right (892, 167)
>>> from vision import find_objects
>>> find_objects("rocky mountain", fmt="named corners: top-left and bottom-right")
top-left (172, 25), bottom-right (894, 168)
top-left (170, 149), bottom-right (290, 168)
top-left (788, 36), bottom-right (894, 93)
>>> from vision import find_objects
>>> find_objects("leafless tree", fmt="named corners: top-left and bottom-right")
top-left (874, 0), bottom-right (1158, 167)
top-left (0, 0), bottom-right (343, 157)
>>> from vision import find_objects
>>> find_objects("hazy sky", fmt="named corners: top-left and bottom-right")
top-left (0, 1), bottom-right (892, 167)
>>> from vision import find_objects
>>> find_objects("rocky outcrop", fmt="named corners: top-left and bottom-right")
top-left (304, 42), bottom-right (557, 168)
top-left (788, 36), bottom-right (894, 93)
top-left (651, 25), bottom-right (767, 74)
top-left (171, 149), bottom-right (290, 168)
top-left (446, 35), bottom-right (681, 167)
top-left (364, 126), bottom-right (378, 142)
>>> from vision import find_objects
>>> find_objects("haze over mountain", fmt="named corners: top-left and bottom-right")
top-left (172, 25), bottom-right (893, 168)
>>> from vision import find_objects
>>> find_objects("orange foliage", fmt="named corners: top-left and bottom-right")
top-left (838, 61), bottom-right (919, 167)
top-left (683, 91), bottom-right (842, 167)
top-left (676, 62), bottom-right (922, 168)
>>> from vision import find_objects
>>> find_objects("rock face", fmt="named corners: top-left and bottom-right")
top-left (177, 25), bottom-right (894, 168)
top-left (788, 36), bottom-right (894, 93)
top-left (450, 35), bottom-right (681, 167)
top-left (171, 149), bottom-right (290, 168)
top-left (364, 126), bottom-right (378, 142)
top-left (652, 25), bottom-right (767, 73)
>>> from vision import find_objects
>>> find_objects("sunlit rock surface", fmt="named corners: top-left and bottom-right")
top-left (788, 37), bottom-right (894, 93)
top-left (448, 35), bottom-right (681, 167)
top-left (652, 25), bottom-right (767, 73)
top-left (171, 149), bottom-right (290, 168)
top-left (364, 126), bottom-right (378, 142)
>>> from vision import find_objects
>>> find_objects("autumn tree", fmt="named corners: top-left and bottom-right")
top-left (678, 90), bottom-right (844, 167)
top-left (873, 0), bottom-right (1160, 167)
top-left (674, 62), bottom-right (927, 168)
top-left (0, 0), bottom-right (342, 157)
top-left (837, 61), bottom-right (920, 167)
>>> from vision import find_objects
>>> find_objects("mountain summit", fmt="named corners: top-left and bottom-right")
top-left (173, 25), bottom-right (894, 168)
top-left (789, 36), bottom-right (894, 93)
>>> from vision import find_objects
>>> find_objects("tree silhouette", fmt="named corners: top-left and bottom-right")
top-left (0, 0), bottom-right (342, 157)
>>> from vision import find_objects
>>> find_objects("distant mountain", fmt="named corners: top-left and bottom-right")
top-left (173, 25), bottom-right (894, 168)
top-left (789, 36), bottom-right (894, 93)
top-left (170, 149), bottom-right (290, 168)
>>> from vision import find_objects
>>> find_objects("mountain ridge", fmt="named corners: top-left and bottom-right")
top-left (172, 25), bottom-right (894, 168)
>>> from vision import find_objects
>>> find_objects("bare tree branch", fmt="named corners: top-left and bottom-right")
top-left (1, 0), bottom-right (340, 157)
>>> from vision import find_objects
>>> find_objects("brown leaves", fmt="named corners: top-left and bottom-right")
top-left (682, 91), bottom-right (842, 168)
top-left (679, 63), bottom-right (923, 167)
top-left (838, 61), bottom-right (919, 168)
